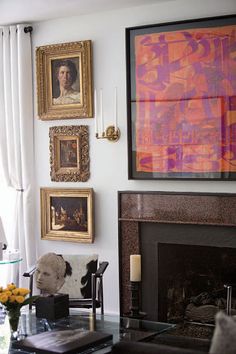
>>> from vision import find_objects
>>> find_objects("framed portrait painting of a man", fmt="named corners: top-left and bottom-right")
top-left (40, 188), bottom-right (94, 243)
top-left (49, 125), bottom-right (90, 182)
top-left (36, 41), bottom-right (93, 120)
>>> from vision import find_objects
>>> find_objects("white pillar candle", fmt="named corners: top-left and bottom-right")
top-left (130, 254), bottom-right (141, 282)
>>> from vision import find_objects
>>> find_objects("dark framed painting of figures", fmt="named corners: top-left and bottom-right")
top-left (126, 14), bottom-right (236, 180)
top-left (49, 125), bottom-right (90, 182)
top-left (40, 188), bottom-right (94, 243)
top-left (36, 41), bottom-right (93, 120)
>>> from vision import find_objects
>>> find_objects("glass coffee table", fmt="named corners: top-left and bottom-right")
top-left (0, 308), bottom-right (175, 354)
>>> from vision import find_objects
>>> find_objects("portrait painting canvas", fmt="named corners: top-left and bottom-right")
top-left (49, 125), bottom-right (90, 182)
top-left (41, 188), bottom-right (94, 243)
top-left (36, 41), bottom-right (93, 120)
top-left (51, 57), bottom-right (81, 106)
top-left (126, 15), bottom-right (236, 180)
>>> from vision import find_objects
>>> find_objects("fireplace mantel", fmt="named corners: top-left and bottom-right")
top-left (118, 191), bottom-right (236, 316)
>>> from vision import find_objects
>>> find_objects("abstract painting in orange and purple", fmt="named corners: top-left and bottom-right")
top-left (132, 19), bottom-right (236, 178)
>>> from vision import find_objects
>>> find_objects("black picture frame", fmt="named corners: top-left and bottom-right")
top-left (126, 14), bottom-right (236, 180)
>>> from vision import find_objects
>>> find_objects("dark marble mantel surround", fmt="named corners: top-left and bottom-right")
top-left (118, 191), bottom-right (236, 316)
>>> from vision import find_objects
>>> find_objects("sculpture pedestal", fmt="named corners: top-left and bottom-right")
top-left (35, 294), bottom-right (69, 320)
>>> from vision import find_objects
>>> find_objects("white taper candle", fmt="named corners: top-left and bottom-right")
top-left (94, 89), bottom-right (98, 134)
top-left (100, 89), bottom-right (104, 133)
top-left (114, 87), bottom-right (117, 131)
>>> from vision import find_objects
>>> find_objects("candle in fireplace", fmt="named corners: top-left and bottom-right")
top-left (130, 254), bottom-right (141, 282)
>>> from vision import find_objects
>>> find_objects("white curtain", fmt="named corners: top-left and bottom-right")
top-left (0, 25), bottom-right (36, 286)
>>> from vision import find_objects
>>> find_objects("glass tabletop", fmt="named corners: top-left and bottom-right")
top-left (1, 308), bottom-right (176, 354)
top-left (0, 258), bottom-right (22, 265)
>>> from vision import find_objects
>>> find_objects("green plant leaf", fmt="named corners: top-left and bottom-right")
top-left (21, 295), bottom-right (39, 307)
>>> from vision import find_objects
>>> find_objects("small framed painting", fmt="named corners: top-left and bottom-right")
top-left (126, 15), bottom-right (236, 180)
top-left (36, 40), bottom-right (93, 120)
top-left (49, 125), bottom-right (90, 182)
top-left (40, 188), bottom-right (94, 243)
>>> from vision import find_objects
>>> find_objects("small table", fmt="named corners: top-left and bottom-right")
top-left (1, 309), bottom-right (175, 354)
top-left (0, 258), bottom-right (22, 265)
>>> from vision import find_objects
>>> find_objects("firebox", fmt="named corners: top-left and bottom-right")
top-left (158, 243), bottom-right (236, 324)
top-left (140, 222), bottom-right (236, 324)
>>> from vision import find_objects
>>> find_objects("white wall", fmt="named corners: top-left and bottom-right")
top-left (33, 0), bottom-right (236, 314)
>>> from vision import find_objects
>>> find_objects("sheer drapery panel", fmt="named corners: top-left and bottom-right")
top-left (0, 25), bottom-right (36, 286)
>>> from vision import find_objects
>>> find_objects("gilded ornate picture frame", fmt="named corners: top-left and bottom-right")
top-left (126, 15), bottom-right (236, 180)
top-left (36, 41), bottom-right (93, 120)
top-left (49, 125), bottom-right (90, 182)
top-left (40, 188), bottom-right (94, 243)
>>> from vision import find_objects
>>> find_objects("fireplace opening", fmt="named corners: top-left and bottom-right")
top-left (158, 243), bottom-right (236, 324)
top-left (140, 222), bottom-right (236, 325)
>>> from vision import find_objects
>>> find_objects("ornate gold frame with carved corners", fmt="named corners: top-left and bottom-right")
top-left (36, 41), bottom-right (93, 120)
top-left (40, 188), bottom-right (94, 243)
top-left (49, 125), bottom-right (90, 182)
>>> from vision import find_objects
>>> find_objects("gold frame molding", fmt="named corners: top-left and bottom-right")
top-left (41, 188), bottom-right (94, 243)
top-left (49, 125), bottom-right (90, 182)
top-left (36, 41), bottom-right (93, 120)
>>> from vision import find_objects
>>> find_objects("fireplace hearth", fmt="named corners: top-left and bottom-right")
top-left (118, 191), bottom-right (236, 332)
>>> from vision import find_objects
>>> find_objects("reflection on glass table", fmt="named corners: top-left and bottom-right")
top-left (0, 308), bottom-right (176, 354)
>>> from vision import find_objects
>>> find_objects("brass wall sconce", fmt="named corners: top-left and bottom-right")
top-left (94, 88), bottom-right (121, 142)
top-left (95, 125), bottom-right (120, 142)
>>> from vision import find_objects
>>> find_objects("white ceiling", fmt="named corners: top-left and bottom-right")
top-left (0, 0), bottom-right (171, 25)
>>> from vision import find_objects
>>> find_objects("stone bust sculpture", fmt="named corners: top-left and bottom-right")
top-left (35, 252), bottom-right (67, 295)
